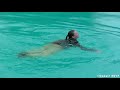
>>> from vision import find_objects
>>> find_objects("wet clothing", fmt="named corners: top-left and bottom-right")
top-left (52, 38), bottom-right (79, 48)
top-left (52, 38), bottom-right (97, 52)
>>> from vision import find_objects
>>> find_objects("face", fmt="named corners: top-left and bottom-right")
top-left (72, 31), bottom-right (79, 39)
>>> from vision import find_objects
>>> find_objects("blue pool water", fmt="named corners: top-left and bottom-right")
top-left (0, 12), bottom-right (120, 78)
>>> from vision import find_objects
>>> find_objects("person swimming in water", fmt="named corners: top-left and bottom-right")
top-left (18, 30), bottom-right (100, 58)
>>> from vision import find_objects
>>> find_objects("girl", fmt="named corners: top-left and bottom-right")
top-left (18, 30), bottom-right (100, 58)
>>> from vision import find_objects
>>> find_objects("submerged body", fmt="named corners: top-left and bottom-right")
top-left (18, 38), bottom-right (78, 57)
top-left (18, 30), bottom-right (99, 58)
top-left (18, 38), bottom-right (97, 58)
top-left (21, 43), bottom-right (63, 57)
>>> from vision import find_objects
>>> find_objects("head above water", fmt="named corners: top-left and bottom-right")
top-left (65, 30), bottom-right (79, 40)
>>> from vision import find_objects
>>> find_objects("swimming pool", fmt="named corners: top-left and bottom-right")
top-left (0, 12), bottom-right (120, 78)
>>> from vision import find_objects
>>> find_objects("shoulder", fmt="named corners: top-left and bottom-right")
top-left (72, 39), bottom-right (79, 44)
top-left (73, 40), bottom-right (80, 46)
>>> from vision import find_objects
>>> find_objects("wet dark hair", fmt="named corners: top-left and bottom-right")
top-left (65, 30), bottom-right (75, 40)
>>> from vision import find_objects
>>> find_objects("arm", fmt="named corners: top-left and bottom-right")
top-left (76, 43), bottom-right (98, 52)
